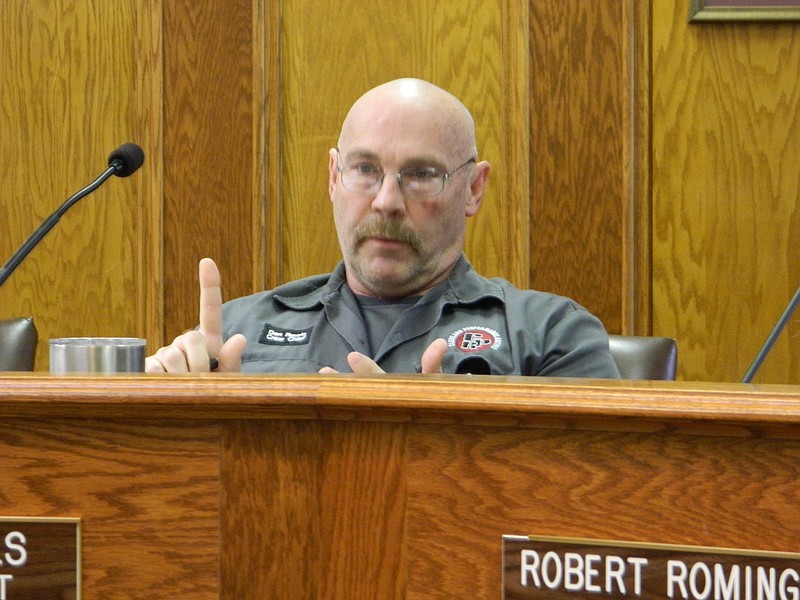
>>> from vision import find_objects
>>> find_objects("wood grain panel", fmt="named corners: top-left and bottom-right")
top-left (277, 0), bottom-right (529, 286)
top-left (318, 422), bottom-right (407, 599)
top-left (2, 376), bottom-right (800, 598)
top-left (221, 420), bottom-right (407, 599)
top-left (257, 0), bottom-right (282, 291)
top-left (0, 419), bottom-right (219, 599)
top-left (529, 0), bottom-right (629, 333)
top-left (221, 420), bottom-right (324, 599)
top-left (406, 424), bottom-right (800, 598)
top-left (0, 1), bottom-right (154, 370)
top-left (652, 0), bottom-right (800, 383)
top-left (162, 0), bottom-right (255, 340)
top-left (632, 0), bottom-right (653, 334)
top-left (134, 0), bottom-right (166, 355)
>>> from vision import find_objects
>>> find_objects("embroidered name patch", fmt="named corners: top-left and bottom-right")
top-left (258, 323), bottom-right (312, 346)
top-left (447, 326), bottom-right (502, 352)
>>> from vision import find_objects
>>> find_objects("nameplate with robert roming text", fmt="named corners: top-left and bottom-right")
top-left (503, 535), bottom-right (800, 600)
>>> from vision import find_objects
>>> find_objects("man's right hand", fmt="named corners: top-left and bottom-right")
top-left (145, 258), bottom-right (246, 373)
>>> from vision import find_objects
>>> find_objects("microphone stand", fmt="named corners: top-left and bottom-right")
top-left (741, 282), bottom-right (800, 383)
top-left (0, 164), bottom-right (118, 288)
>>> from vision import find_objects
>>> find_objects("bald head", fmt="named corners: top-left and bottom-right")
top-left (338, 78), bottom-right (478, 161)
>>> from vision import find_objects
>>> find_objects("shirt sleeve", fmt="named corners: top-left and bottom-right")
top-left (518, 293), bottom-right (621, 378)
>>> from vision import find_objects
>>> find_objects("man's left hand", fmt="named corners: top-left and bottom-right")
top-left (319, 338), bottom-right (447, 374)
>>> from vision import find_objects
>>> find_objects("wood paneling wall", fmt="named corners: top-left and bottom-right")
top-left (652, 0), bottom-right (800, 383)
top-left (528, 1), bottom-right (637, 335)
top-left (0, 0), bottom-right (160, 367)
top-left (162, 0), bottom-right (258, 339)
top-left (2, 0), bottom-right (798, 384)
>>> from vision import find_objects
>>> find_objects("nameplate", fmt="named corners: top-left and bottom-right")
top-left (503, 535), bottom-right (800, 600)
top-left (0, 517), bottom-right (80, 600)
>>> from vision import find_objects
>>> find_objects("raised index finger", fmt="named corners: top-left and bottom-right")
top-left (198, 257), bottom-right (224, 357)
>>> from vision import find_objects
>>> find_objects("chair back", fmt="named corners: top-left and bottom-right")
top-left (0, 317), bottom-right (38, 371)
top-left (608, 334), bottom-right (677, 380)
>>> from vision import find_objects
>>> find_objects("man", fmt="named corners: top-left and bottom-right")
top-left (146, 78), bottom-right (619, 377)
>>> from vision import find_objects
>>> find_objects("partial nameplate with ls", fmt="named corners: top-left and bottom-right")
top-left (503, 535), bottom-right (800, 600)
top-left (0, 517), bottom-right (80, 600)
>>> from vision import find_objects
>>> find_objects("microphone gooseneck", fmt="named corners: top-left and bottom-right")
top-left (0, 143), bottom-right (145, 288)
top-left (741, 282), bottom-right (800, 383)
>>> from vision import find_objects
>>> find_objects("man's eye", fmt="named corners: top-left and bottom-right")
top-left (352, 163), bottom-right (380, 175)
top-left (404, 167), bottom-right (440, 181)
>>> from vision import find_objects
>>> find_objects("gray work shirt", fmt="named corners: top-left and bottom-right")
top-left (221, 255), bottom-right (620, 377)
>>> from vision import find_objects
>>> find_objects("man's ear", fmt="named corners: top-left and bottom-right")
top-left (328, 148), bottom-right (339, 199)
top-left (465, 160), bottom-right (491, 217)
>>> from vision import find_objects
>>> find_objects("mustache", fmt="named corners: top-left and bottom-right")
top-left (353, 219), bottom-right (420, 249)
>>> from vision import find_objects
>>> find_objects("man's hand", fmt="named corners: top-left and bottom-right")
top-left (319, 338), bottom-right (448, 374)
top-left (145, 258), bottom-right (246, 373)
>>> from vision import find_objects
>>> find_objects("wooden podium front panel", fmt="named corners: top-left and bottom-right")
top-left (2, 375), bottom-right (800, 599)
top-left (0, 418), bottom-right (220, 598)
top-left (220, 417), bottom-right (800, 599)
top-left (405, 424), bottom-right (800, 598)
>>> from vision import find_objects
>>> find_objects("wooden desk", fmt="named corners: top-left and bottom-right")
top-left (1, 374), bottom-right (798, 598)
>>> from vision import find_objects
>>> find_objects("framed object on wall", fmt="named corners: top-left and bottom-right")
top-left (690, 0), bottom-right (800, 21)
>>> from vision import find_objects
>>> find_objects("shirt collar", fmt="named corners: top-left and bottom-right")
top-left (273, 254), bottom-right (504, 311)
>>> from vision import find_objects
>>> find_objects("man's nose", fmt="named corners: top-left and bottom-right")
top-left (370, 172), bottom-right (407, 214)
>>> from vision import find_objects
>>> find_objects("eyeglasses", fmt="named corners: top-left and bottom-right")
top-left (335, 151), bottom-right (475, 200)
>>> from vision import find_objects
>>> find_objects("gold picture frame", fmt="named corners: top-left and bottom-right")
top-left (690, 0), bottom-right (800, 21)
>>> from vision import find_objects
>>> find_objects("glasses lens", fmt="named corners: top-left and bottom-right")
top-left (342, 164), bottom-right (381, 194)
top-left (401, 167), bottom-right (444, 199)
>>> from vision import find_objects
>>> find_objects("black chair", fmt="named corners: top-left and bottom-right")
top-left (0, 317), bottom-right (38, 371)
top-left (608, 334), bottom-right (677, 380)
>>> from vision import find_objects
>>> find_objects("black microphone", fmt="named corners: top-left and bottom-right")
top-left (107, 142), bottom-right (145, 177)
top-left (0, 143), bottom-right (145, 287)
top-left (741, 281), bottom-right (800, 383)
top-left (455, 356), bottom-right (492, 375)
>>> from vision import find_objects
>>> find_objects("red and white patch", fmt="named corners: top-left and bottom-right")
top-left (447, 326), bottom-right (502, 353)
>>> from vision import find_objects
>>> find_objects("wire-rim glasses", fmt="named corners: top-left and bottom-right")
top-left (335, 150), bottom-right (475, 200)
